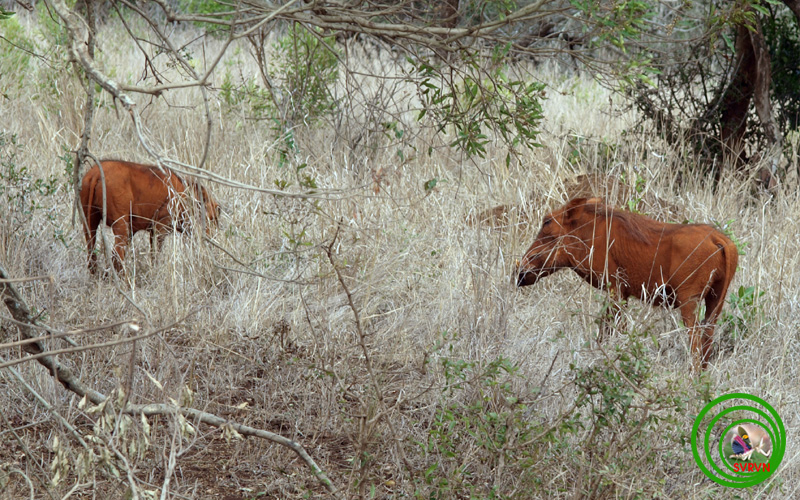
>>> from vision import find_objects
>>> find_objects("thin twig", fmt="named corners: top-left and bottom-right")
top-left (323, 225), bottom-right (413, 475)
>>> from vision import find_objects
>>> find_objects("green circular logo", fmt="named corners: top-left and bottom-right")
top-left (692, 393), bottom-right (785, 488)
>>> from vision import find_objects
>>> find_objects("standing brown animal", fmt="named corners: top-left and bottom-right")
top-left (516, 197), bottom-right (738, 370)
top-left (466, 204), bottom-right (529, 230)
top-left (468, 172), bottom-right (679, 231)
top-left (80, 160), bottom-right (220, 274)
top-left (563, 173), bottom-right (679, 215)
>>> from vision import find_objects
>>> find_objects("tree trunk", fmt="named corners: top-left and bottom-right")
top-left (718, 12), bottom-right (782, 188)
top-left (439, 0), bottom-right (459, 29)
top-left (719, 22), bottom-right (755, 169)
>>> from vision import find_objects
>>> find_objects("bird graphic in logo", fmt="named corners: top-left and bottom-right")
top-left (728, 425), bottom-right (772, 461)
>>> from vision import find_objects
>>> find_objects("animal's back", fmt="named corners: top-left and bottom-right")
top-left (600, 209), bottom-right (737, 304)
top-left (81, 160), bottom-right (182, 214)
top-left (661, 223), bottom-right (736, 276)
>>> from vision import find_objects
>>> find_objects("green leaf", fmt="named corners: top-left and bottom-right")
top-left (722, 33), bottom-right (735, 53)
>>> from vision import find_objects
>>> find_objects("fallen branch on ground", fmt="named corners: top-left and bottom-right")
top-left (0, 262), bottom-right (338, 496)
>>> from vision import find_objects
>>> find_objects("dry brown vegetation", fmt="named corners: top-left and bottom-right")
top-left (1, 10), bottom-right (799, 500)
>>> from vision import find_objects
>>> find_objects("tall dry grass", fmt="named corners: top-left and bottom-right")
top-left (1, 11), bottom-right (799, 499)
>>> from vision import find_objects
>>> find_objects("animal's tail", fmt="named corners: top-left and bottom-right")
top-left (721, 235), bottom-right (739, 297)
top-left (709, 232), bottom-right (739, 320)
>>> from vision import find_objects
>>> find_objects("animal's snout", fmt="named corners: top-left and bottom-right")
top-left (515, 258), bottom-right (529, 287)
top-left (517, 270), bottom-right (536, 287)
top-left (514, 259), bottom-right (524, 286)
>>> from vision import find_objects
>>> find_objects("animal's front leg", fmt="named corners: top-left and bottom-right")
top-left (82, 208), bottom-right (102, 275)
top-left (149, 223), bottom-right (168, 254)
top-left (598, 288), bottom-right (627, 342)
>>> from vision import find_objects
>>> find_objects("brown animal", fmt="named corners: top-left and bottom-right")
top-left (80, 160), bottom-right (220, 274)
top-left (469, 173), bottom-right (678, 231)
top-left (516, 197), bottom-right (738, 370)
top-left (466, 204), bottom-right (529, 230)
top-left (563, 173), bottom-right (678, 215)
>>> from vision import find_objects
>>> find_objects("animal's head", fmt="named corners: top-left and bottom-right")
top-left (516, 197), bottom-right (605, 287)
top-left (191, 183), bottom-right (220, 233)
top-left (200, 184), bottom-right (220, 227)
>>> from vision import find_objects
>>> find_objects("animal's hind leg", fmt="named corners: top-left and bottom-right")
top-left (150, 224), bottom-right (168, 254)
top-left (698, 279), bottom-right (730, 369)
top-left (703, 277), bottom-right (729, 325)
top-left (678, 300), bottom-right (707, 371)
top-left (83, 207), bottom-right (102, 274)
top-left (110, 217), bottom-right (131, 273)
top-left (149, 224), bottom-right (168, 270)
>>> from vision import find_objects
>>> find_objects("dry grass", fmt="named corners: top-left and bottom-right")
top-left (1, 12), bottom-right (799, 500)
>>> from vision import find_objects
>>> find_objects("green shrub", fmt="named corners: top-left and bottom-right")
top-left (35, 1), bottom-right (68, 48)
top-left (0, 132), bottom-right (64, 243)
top-left (219, 70), bottom-right (273, 118)
top-left (414, 343), bottom-right (545, 499)
top-left (271, 23), bottom-right (340, 124)
top-left (218, 24), bottom-right (339, 126)
top-left (414, 46), bottom-right (545, 162)
top-left (721, 285), bottom-right (765, 340)
top-left (0, 15), bottom-right (36, 91)
top-left (414, 324), bottom-right (705, 498)
top-left (177, 0), bottom-right (232, 34)
top-left (764, 9), bottom-right (800, 134)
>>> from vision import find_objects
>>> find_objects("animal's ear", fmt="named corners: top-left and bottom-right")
top-left (566, 197), bottom-right (588, 207)
top-left (563, 197), bottom-right (588, 223)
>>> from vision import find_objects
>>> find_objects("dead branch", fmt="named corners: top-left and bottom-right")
top-left (0, 262), bottom-right (339, 496)
top-left (49, 0), bottom-right (345, 201)
top-left (323, 226), bottom-right (413, 483)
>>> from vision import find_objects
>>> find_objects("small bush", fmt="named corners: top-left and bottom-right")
top-left (219, 70), bottom-right (273, 118)
top-left (270, 23), bottom-right (340, 124)
top-left (413, 324), bottom-right (703, 499)
top-left (0, 15), bottom-right (36, 91)
top-left (413, 46), bottom-right (545, 162)
top-left (764, 9), bottom-right (800, 136)
top-left (219, 24), bottom-right (339, 126)
top-left (0, 132), bottom-right (65, 244)
top-left (721, 285), bottom-right (765, 340)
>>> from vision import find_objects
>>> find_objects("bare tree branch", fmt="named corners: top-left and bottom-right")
top-left (0, 262), bottom-right (339, 495)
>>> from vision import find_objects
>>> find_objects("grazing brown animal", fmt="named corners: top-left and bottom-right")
top-left (469, 172), bottom-right (678, 231)
top-left (80, 160), bottom-right (220, 274)
top-left (466, 204), bottom-right (529, 230)
top-left (516, 197), bottom-right (738, 370)
top-left (563, 173), bottom-right (678, 215)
